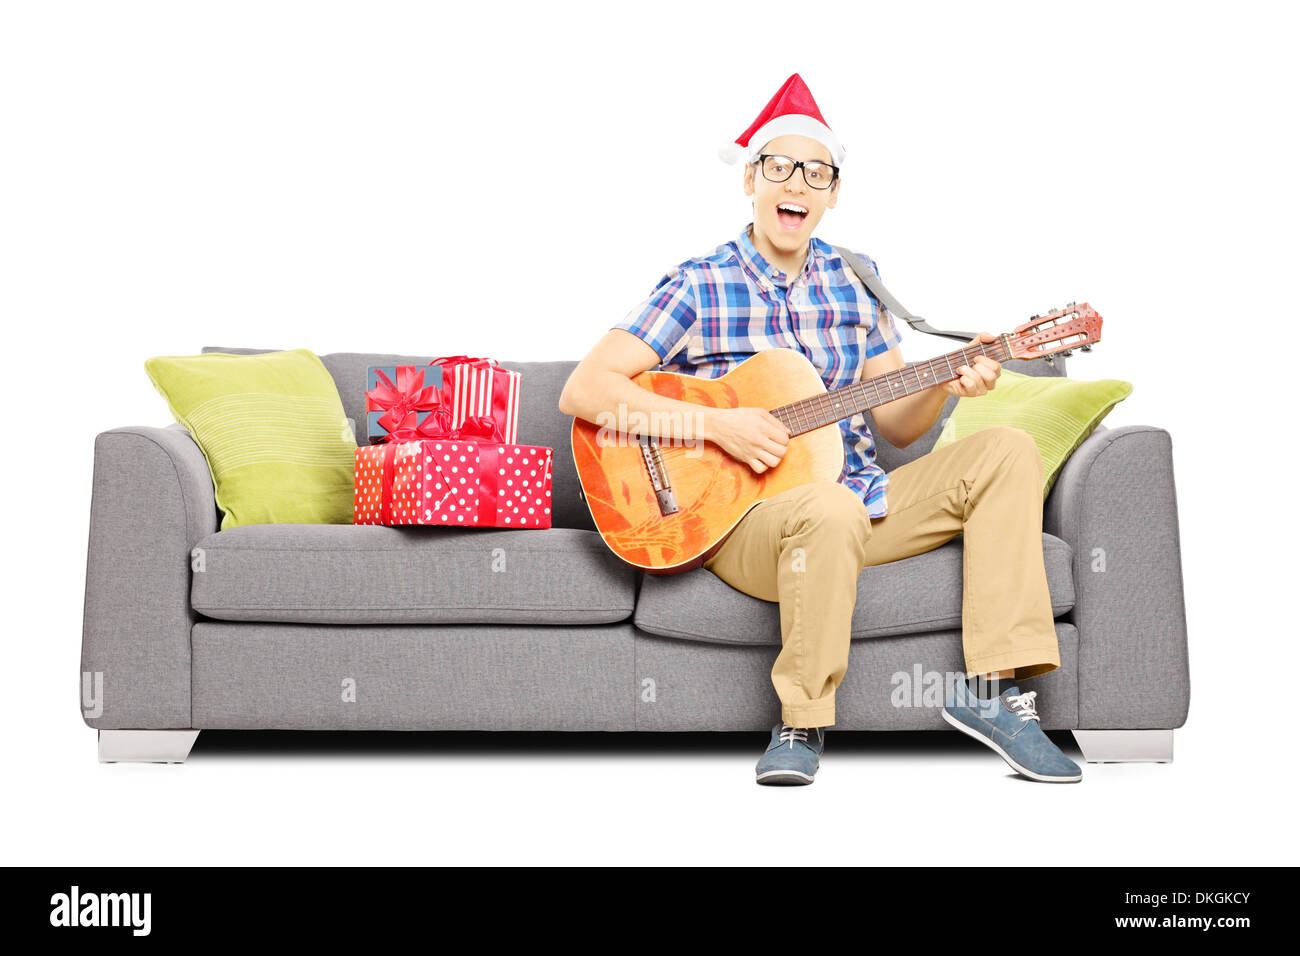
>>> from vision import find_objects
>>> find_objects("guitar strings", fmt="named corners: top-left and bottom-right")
top-left (771, 339), bottom-right (1014, 436)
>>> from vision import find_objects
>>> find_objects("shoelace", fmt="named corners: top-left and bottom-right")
top-left (778, 724), bottom-right (810, 748)
top-left (1003, 690), bottom-right (1040, 723)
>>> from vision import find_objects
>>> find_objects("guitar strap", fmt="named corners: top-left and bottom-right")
top-left (830, 245), bottom-right (980, 345)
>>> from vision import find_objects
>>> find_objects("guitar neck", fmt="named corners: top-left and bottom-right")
top-left (770, 335), bottom-right (1014, 436)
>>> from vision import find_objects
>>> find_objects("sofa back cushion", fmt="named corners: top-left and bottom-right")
top-left (201, 348), bottom-right (1070, 530)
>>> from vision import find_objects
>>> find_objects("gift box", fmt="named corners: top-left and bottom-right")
top-left (354, 436), bottom-right (553, 528)
top-left (363, 365), bottom-right (447, 444)
top-left (435, 356), bottom-right (520, 445)
top-left (363, 357), bottom-right (520, 445)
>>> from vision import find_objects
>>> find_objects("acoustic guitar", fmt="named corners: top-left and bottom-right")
top-left (571, 303), bottom-right (1102, 574)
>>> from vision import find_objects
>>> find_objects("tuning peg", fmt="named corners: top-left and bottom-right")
top-left (1061, 350), bottom-right (1074, 357)
top-left (1080, 344), bottom-right (1092, 352)
top-left (1045, 355), bottom-right (1055, 366)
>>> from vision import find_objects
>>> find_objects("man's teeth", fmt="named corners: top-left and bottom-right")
top-left (778, 203), bottom-right (808, 214)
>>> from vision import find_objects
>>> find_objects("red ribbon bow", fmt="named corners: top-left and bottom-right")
top-left (445, 415), bottom-right (505, 443)
top-left (381, 409), bottom-right (505, 445)
top-left (365, 366), bottom-right (442, 421)
top-left (381, 402), bottom-right (455, 443)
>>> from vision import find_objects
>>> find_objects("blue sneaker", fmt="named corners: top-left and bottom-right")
top-left (756, 723), bottom-right (825, 786)
top-left (941, 680), bottom-right (1082, 783)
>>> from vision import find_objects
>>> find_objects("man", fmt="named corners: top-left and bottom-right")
top-left (557, 73), bottom-right (1081, 786)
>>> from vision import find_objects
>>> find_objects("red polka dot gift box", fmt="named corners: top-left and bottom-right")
top-left (354, 439), bottom-right (553, 529)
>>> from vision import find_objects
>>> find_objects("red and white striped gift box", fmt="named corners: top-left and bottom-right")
top-left (431, 356), bottom-right (520, 445)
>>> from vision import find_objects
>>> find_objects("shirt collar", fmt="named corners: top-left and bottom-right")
top-left (738, 222), bottom-right (824, 285)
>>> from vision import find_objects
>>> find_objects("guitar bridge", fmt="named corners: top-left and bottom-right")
top-left (639, 434), bottom-right (679, 516)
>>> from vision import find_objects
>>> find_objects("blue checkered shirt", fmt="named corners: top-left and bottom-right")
top-left (610, 222), bottom-right (905, 517)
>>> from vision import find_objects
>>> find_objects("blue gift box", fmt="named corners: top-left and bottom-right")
top-left (364, 365), bottom-right (446, 444)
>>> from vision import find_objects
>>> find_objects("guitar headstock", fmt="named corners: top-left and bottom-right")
top-left (1008, 302), bottom-right (1103, 365)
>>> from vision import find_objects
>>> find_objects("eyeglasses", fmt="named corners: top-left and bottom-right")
top-left (754, 153), bottom-right (839, 190)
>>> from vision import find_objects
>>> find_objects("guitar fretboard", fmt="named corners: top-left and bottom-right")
top-left (770, 336), bottom-right (1013, 436)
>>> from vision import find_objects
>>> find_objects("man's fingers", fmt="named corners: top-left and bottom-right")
top-left (961, 359), bottom-right (999, 388)
top-left (954, 367), bottom-right (980, 393)
top-left (764, 413), bottom-right (791, 438)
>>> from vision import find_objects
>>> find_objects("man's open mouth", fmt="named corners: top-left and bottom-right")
top-left (776, 202), bottom-right (808, 229)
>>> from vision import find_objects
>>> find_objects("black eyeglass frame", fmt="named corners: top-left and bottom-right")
top-left (753, 153), bottom-right (840, 189)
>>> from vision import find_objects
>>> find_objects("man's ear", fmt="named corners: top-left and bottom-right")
top-left (743, 162), bottom-right (754, 197)
top-left (825, 177), bottom-right (840, 209)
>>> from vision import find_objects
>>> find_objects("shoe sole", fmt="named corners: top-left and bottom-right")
top-left (940, 708), bottom-right (1082, 783)
top-left (756, 767), bottom-right (816, 785)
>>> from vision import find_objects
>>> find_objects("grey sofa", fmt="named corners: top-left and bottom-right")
top-left (80, 347), bottom-right (1190, 764)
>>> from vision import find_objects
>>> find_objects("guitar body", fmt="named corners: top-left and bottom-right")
top-left (571, 348), bottom-right (845, 575)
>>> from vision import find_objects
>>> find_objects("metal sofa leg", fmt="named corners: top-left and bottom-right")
top-left (98, 730), bottom-right (201, 764)
top-left (1072, 729), bottom-right (1173, 763)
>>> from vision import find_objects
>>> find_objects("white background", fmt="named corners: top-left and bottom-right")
top-left (1, 0), bottom-right (1295, 865)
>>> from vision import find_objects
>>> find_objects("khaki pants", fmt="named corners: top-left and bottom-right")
top-left (702, 425), bottom-right (1061, 728)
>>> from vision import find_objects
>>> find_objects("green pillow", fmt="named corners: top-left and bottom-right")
top-left (931, 368), bottom-right (1133, 498)
top-left (144, 348), bottom-right (356, 529)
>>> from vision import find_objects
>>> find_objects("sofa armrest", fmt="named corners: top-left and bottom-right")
top-left (79, 425), bottom-right (218, 729)
top-left (1043, 424), bottom-right (1190, 728)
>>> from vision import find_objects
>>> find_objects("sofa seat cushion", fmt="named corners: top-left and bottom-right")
top-left (191, 524), bottom-right (636, 625)
top-left (633, 533), bottom-right (1075, 645)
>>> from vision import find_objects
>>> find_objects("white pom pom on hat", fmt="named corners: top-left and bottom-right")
top-left (718, 73), bottom-right (846, 167)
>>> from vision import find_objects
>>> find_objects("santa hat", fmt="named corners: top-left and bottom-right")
top-left (718, 73), bottom-right (846, 167)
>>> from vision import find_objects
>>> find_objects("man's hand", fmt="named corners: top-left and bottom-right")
top-left (706, 406), bottom-right (791, 474)
top-left (940, 331), bottom-right (1001, 398)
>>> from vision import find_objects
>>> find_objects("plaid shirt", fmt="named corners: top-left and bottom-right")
top-left (611, 222), bottom-right (905, 517)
